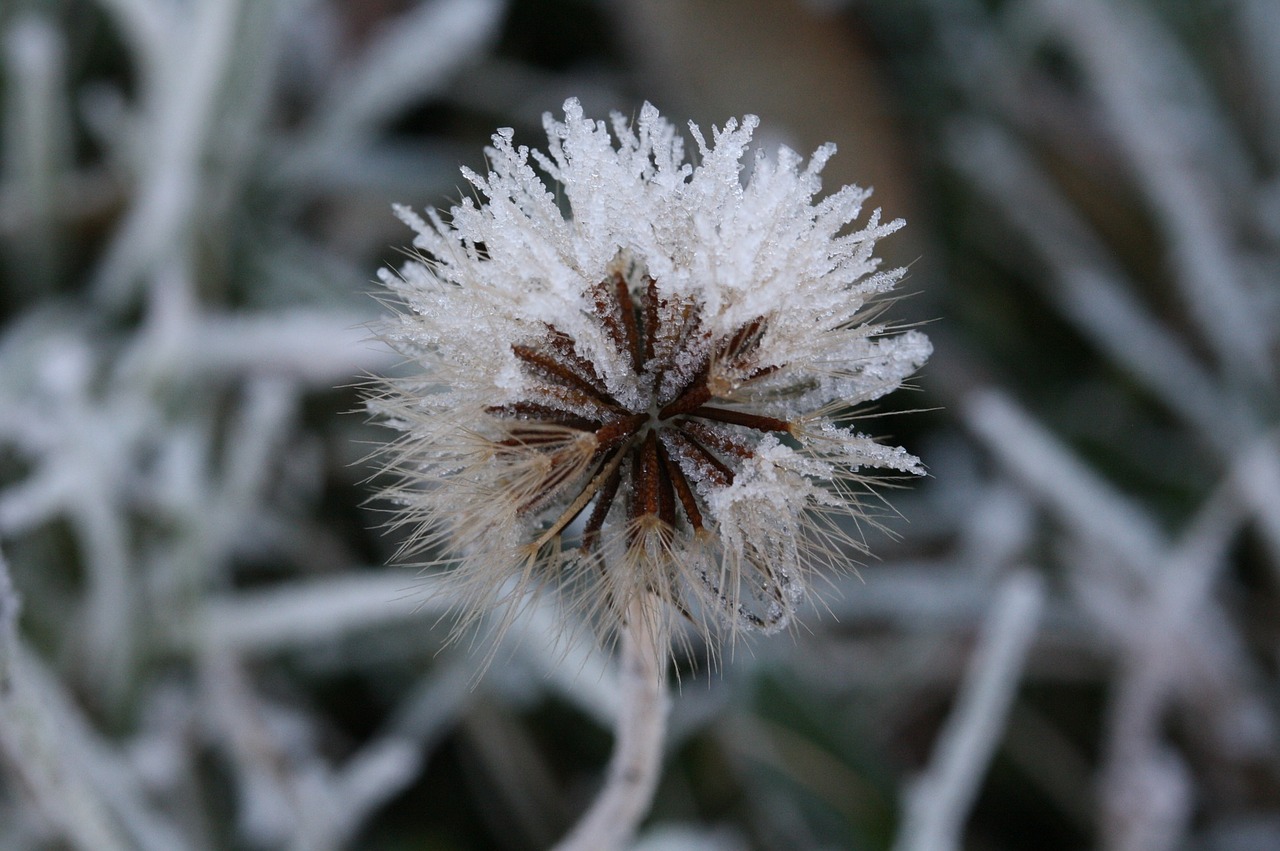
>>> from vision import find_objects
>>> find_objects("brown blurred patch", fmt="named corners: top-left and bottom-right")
top-left (611, 0), bottom-right (920, 271)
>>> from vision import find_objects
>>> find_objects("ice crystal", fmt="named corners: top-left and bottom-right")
top-left (371, 99), bottom-right (930, 647)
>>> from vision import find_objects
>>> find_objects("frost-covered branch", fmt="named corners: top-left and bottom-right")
top-left (946, 120), bottom-right (1246, 449)
top-left (93, 0), bottom-right (244, 304)
top-left (2, 14), bottom-right (70, 292)
top-left (1, 632), bottom-right (191, 851)
top-left (310, 0), bottom-right (504, 152)
top-left (964, 390), bottom-right (1164, 566)
top-left (1099, 482), bottom-right (1243, 851)
top-left (893, 571), bottom-right (1045, 851)
top-left (554, 597), bottom-right (670, 851)
top-left (1023, 0), bottom-right (1272, 386)
top-left (187, 570), bottom-right (434, 654)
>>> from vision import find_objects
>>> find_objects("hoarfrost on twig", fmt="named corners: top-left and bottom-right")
top-left (893, 571), bottom-right (1046, 851)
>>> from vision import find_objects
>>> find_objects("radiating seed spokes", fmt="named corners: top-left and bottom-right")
top-left (488, 267), bottom-right (795, 560)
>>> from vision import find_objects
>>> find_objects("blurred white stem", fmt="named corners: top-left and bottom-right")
top-left (893, 571), bottom-right (1045, 851)
top-left (282, 0), bottom-right (505, 186)
top-left (91, 0), bottom-right (170, 85)
top-left (947, 121), bottom-right (1246, 450)
top-left (0, 545), bottom-right (16, 690)
top-left (954, 129), bottom-right (1280, 580)
top-left (72, 493), bottom-right (135, 707)
top-left (188, 571), bottom-right (433, 654)
top-left (965, 390), bottom-right (1164, 567)
top-left (199, 650), bottom-right (316, 850)
top-left (0, 646), bottom-right (131, 851)
top-left (554, 597), bottom-right (669, 851)
top-left (94, 0), bottom-right (242, 303)
top-left (2, 639), bottom-right (191, 851)
top-left (184, 310), bottom-right (393, 381)
top-left (314, 0), bottom-right (503, 148)
top-left (1233, 433), bottom-right (1280, 574)
top-left (1232, 0), bottom-right (1280, 167)
top-left (3, 15), bottom-right (71, 289)
top-left (1100, 481), bottom-right (1241, 851)
top-left (1032, 0), bottom-right (1273, 386)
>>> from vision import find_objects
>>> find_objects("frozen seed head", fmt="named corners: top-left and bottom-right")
top-left (370, 99), bottom-right (931, 653)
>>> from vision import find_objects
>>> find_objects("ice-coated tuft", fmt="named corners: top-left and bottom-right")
top-left (374, 100), bottom-right (929, 646)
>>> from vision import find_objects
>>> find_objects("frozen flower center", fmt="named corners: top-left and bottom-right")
top-left (488, 269), bottom-right (793, 554)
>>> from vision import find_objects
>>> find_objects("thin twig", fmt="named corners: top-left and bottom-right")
top-left (964, 390), bottom-right (1163, 567)
top-left (0, 545), bottom-right (16, 692)
top-left (3, 14), bottom-right (71, 293)
top-left (893, 570), bottom-right (1046, 851)
top-left (1029, 0), bottom-right (1273, 386)
top-left (187, 570), bottom-right (434, 654)
top-left (1230, 0), bottom-right (1280, 168)
top-left (965, 390), bottom-right (1273, 747)
top-left (946, 120), bottom-right (1245, 450)
top-left (1, 636), bottom-right (192, 851)
top-left (1100, 462), bottom-right (1249, 851)
top-left (0, 647), bottom-right (132, 851)
top-left (92, 0), bottom-right (244, 304)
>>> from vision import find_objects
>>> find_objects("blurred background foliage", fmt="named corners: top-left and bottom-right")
top-left (1, 0), bottom-right (1279, 849)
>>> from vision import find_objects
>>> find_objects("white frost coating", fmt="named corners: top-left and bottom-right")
top-left (314, 0), bottom-right (503, 146)
top-left (373, 100), bottom-right (928, 645)
top-left (807, 422), bottom-right (927, 475)
top-left (707, 438), bottom-right (829, 622)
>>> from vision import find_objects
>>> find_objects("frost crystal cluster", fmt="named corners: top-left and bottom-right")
top-left (374, 99), bottom-right (930, 643)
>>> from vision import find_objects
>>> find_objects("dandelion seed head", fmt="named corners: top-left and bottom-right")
top-left (371, 99), bottom-right (930, 651)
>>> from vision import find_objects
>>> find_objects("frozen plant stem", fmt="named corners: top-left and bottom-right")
top-left (554, 595), bottom-right (669, 851)
top-left (373, 100), bottom-right (927, 845)
top-left (3, 14), bottom-right (70, 292)
top-left (373, 101), bottom-right (927, 653)
top-left (894, 571), bottom-right (1045, 851)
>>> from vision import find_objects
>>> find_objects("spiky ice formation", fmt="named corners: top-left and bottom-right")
top-left (371, 99), bottom-right (931, 648)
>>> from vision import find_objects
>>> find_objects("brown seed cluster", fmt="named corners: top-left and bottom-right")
top-left (488, 271), bottom-right (793, 557)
